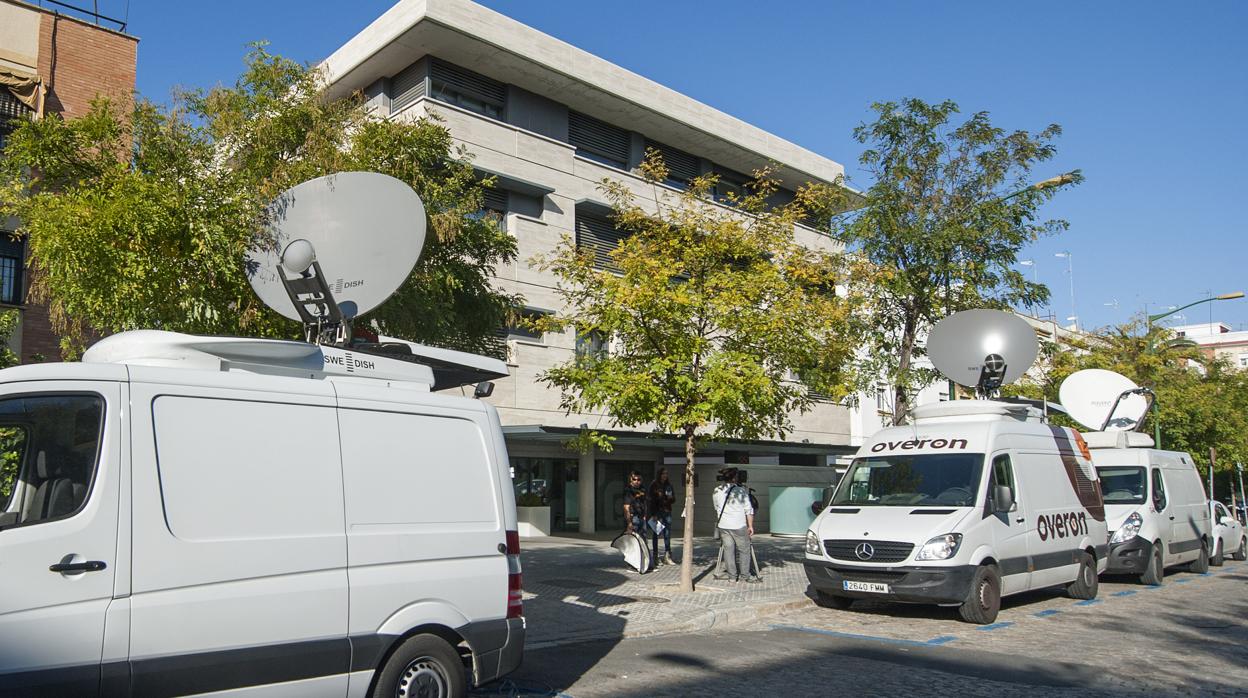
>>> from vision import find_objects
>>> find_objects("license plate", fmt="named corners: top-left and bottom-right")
top-left (843, 580), bottom-right (889, 594)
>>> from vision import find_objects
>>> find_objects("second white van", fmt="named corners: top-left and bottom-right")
top-left (805, 400), bottom-right (1108, 624)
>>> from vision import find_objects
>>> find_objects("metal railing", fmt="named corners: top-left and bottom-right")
top-left (32, 0), bottom-right (128, 32)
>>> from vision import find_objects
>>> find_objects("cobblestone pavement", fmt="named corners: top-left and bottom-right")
top-left (518, 534), bottom-right (812, 648)
top-left (485, 536), bottom-right (1248, 696)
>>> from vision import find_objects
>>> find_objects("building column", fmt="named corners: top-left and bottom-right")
top-left (579, 446), bottom-right (595, 534)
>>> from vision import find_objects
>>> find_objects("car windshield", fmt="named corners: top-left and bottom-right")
top-left (831, 453), bottom-right (985, 507)
top-left (1095, 466), bottom-right (1146, 504)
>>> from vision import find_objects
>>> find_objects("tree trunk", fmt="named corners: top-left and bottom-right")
top-left (892, 313), bottom-right (918, 425)
top-left (679, 424), bottom-right (697, 592)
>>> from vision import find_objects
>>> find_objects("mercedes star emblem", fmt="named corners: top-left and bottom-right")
top-left (854, 542), bottom-right (875, 560)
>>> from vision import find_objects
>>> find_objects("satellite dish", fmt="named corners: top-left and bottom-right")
top-left (1060, 369), bottom-right (1150, 432)
top-left (246, 172), bottom-right (426, 333)
top-left (927, 310), bottom-right (1038, 395)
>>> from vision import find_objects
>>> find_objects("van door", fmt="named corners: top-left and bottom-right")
top-left (126, 379), bottom-right (348, 696)
top-left (1150, 467), bottom-right (1179, 563)
top-left (0, 386), bottom-right (120, 695)
top-left (986, 452), bottom-right (1031, 594)
top-left (1169, 466), bottom-right (1205, 562)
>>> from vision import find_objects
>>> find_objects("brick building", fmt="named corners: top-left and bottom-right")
top-left (0, 0), bottom-right (137, 362)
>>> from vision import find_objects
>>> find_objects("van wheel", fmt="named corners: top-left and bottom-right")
top-left (1233, 537), bottom-right (1247, 562)
top-left (1066, 552), bottom-right (1098, 600)
top-left (814, 591), bottom-right (854, 610)
top-left (1140, 544), bottom-right (1164, 586)
top-left (372, 634), bottom-right (466, 698)
top-left (1211, 540), bottom-right (1224, 567)
top-left (958, 565), bottom-right (1000, 625)
top-left (1187, 541), bottom-right (1209, 574)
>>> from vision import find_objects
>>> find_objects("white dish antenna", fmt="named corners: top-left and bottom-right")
top-left (927, 310), bottom-right (1038, 397)
top-left (246, 171), bottom-right (426, 343)
top-left (1059, 369), bottom-right (1150, 432)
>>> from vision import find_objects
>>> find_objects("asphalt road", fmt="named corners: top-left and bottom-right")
top-left (478, 561), bottom-right (1248, 697)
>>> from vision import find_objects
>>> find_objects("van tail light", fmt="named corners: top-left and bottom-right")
top-left (505, 529), bottom-right (523, 619)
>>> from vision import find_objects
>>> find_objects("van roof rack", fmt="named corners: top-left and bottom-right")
top-left (912, 399), bottom-right (1042, 423)
top-left (1082, 431), bottom-right (1156, 449)
top-left (82, 330), bottom-right (507, 390)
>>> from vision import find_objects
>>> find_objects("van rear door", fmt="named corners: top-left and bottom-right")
top-left (0, 384), bottom-right (121, 695)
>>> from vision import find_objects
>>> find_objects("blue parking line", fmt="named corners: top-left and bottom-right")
top-left (1199, 573), bottom-right (1212, 577)
top-left (1111, 590), bottom-right (1136, 597)
top-left (771, 624), bottom-right (957, 647)
top-left (1075, 598), bottom-right (1101, 606)
top-left (1174, 578), bottom-right (1192, 584)
top-left (976, 621), bottom-right (1014, 631)
top-left (1033, 609), bottom-right (1061, 617)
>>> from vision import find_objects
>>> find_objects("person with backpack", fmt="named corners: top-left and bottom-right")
top-left (712, 468), bottom-right (760, 583)
top-left (648, 468), bottom-right (676, 566)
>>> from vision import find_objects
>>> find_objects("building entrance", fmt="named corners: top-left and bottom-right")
top-left (511, 457), bottom-right (579, 532)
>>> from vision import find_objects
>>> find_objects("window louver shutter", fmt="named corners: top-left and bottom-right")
top-left (646, 140), bottom-right (699, 185)
top-left (482, 186), bottom-right (508, 213)
top-left (0, 90), bottom-right (31, 120)
top-left (430, 59), bottom-right (505, 106)
top-left (391, 62), bottom-right (427, 112)
top-left (569, 111), bottom-right (630, 168)
top-left (575, 211), bottom-right (628, 272)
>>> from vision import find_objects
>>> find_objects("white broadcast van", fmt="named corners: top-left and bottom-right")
top-left (805, 400), bottom-right (1109, 624)
top-left (0, 330), bottom-right (524, 697)
top-left (1089, 431), bottom-right (1212, 584)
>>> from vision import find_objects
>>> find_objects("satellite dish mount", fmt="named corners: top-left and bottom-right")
top-left (276, 239), bottom-right (348, 345)
top-left (1100, 387), bottom-right (1154, 432)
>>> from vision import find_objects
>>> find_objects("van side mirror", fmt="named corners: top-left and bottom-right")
top-left (811, 500), bottom-right (824, 516)
top-left (992, 485), bottom-right (1014, 514)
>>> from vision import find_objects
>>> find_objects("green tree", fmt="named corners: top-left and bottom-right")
top-left (536, 152), bottom-right (866, 592)
top-left (840, 98), bottom-right (1081, 423)
top-left (0, 45), bottom-right (518, 358)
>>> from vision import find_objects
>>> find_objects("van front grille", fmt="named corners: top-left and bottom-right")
top-left (824, 539), bottom-right (914, 563)
top-left (837, 568), bottom-right (909, 584)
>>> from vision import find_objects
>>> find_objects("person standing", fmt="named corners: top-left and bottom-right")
top-left (648, 468), bottom-right (675, 565)
top-left (623, 470), bottom-right (648, 537)
top-left (712, 469), bottom-right (760, 583)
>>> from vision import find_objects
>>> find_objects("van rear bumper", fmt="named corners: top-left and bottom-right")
top-left (463, 617), bottom-right (526, 686)
top-left (1105, 536), bottom-right (1154, 574)
top-left (804, 559), bottom-right (975, 605)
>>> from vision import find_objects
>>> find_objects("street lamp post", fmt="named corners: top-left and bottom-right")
top-left (1054, 251), bottom-right (1076, 330)
top-left (1145, 291), bottom-right (1245, 447)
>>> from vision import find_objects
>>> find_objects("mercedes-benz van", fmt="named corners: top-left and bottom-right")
top-left (805, 400), bottom-right (1108, 624)
top-left (0, 331), bottom-right (524, 697)
top-left (1089, 431), bottom-right (1212, 584)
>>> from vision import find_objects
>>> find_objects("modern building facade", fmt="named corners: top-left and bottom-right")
top-left (1174, 322), bottom-right (1248, 369)
top-left (0, 0), bottom-right (137, 363)
top-left (323, 0), bottom-right (857, 536)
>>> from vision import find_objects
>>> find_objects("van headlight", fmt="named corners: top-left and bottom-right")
top-left (805, 530), bottom-right (822, 556)
top-left (915, 533), bottom-right (963, 561)
top-left (1110, 512), bottom-right (1142, 544)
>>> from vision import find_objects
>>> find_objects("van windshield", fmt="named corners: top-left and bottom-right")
top-left (831, 453), bottom-right (985, 507)
top-left (1095, 466), bottom-right (1146, 504)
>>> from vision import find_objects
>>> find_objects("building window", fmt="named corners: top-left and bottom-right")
top-left (499, 307), bottom-right (549, 343)
top-left (0, 235), bottom-right (25, 305)
top-left (569, 111), bottom-right (630, 170)
top-left (1239, 353), bottom-right (1248, 369)
top-left (645, 140), bottom-right (699, 189)
top-left (875, 383), bottom-right (890, 413)
top-left (712, 167), bottom-right (750, 203)
top-left (575, 329), bottom-right (608, 359)
top-left (1, 89), bottom-right (33, 153)
top-left (390, 60), bottom-right (427, 113)
top-left (575, 208), bottom-right (629, 273)
top-left (429, 58), bottom-right (505, 120)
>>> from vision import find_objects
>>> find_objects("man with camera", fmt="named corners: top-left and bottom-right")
top-left (712, 468), bottom-right (761, 583)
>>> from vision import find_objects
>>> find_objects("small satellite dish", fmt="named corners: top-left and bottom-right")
top-left (246, 172), bottom-right (426, 339)
top-left (927, 310), bottom-right (1038, 396)
top-left (1060, 369), bottom-right (1150, 432)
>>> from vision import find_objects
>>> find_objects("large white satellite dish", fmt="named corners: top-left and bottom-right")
top-left (927, 310), bottom-right (1038, 396)
top-left (246, 172), bottom-right (426, 336)
top-left (1059, 369), bottom-right (1150, 432)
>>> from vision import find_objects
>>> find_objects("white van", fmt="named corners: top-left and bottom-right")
top-left (805, 400), bottom-right (1108, 624)
top-left (0, 331), bottom-right (524, 697)
top-left (1089, 432), bottom-right (1212, 584)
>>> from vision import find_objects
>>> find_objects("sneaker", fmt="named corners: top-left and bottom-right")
top-left (744, 576), bottom-right (763, 584)
top-left (712, 573), bottom-right (731, 581)
top-left (664, 553), bottom-right (676, 565)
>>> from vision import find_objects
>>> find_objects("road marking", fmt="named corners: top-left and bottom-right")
top-left (1075, 598), bottom-right (1102, 606)
top-left (1033, 609), bottom-right (1061, 617)
top-left (1174, 578), bottom-right (1192, 584)
top-left (1111, 590), bottom-right (1137, 597)
top-left (976, 621), bottom-right (1014, 631)
top-left (770, 624), bottom-right (957, 647)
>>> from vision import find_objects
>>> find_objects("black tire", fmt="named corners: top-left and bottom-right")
top-left (1140, 543), bottom-right (1164, 586)
top-left (1066, 552), bottom-right (1099, 600)
top-left (1234, 537), bottom-right (1247, 562)
top-left (371, 634), bottom-right (467, 698)
top-left (1211, 540), bottom-right (1224, 567)
top-left (1187, 540), bottom-right (1210, 574)
top-left (814, 591), bottom-right (854, 610)
top-left (958, 564), bottom-right (1001, 625)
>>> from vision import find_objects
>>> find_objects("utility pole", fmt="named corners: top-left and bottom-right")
top-left (1208, 447), bottom-right (1216, 500)
top-left (1238, 462), bottom-right (1246, 524)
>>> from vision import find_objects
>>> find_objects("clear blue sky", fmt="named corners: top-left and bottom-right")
top-left (113, 0), bottom-right (1247, 331)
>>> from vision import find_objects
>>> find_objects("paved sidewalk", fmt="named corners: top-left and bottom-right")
top-left (519, 534), bottom-right (813, 648)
